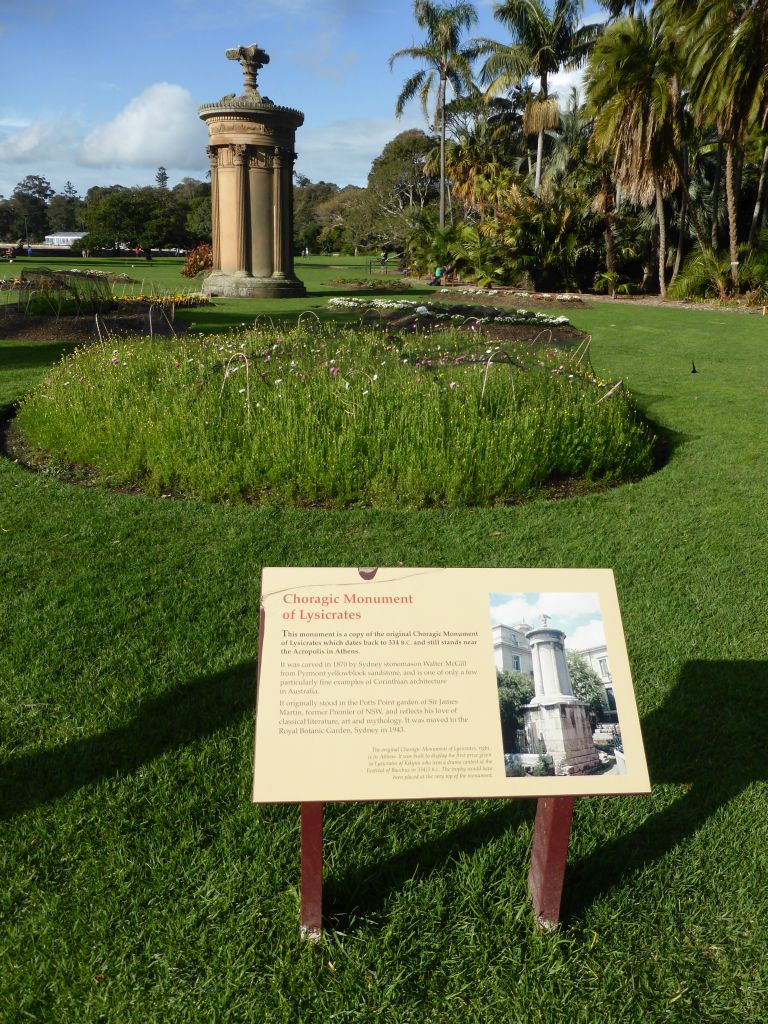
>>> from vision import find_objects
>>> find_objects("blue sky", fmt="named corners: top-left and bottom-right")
top-left (0, 0), bottom-right (605, 199)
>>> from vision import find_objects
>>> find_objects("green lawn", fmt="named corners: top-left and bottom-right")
top-left (1, 288), bottom-right (767, 1022)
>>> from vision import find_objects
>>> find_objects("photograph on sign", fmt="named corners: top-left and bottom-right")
top-left (490, 592), bottom-right (626, 780)
top-left (253, 567), bottom-right (650, 802)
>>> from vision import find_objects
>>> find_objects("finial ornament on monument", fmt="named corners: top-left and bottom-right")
top-left (225, 44), bottom-right (270, 99)
top-left (540, 613), bottom-right (551, 627)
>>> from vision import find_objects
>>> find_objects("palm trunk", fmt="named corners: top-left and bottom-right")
top-left (604, 224), bottom-right (616, 275)
top-left (602, 174), bottom-right (617, 277)
top-left (711, 141), bottom-right (722, 249)
top-left (669, 143), bottom-right (707, 251)
top-left (439, 75), bottom-right (446, 231)
top-left (655, 175), bottom-right (667, 297)
top-left (671, 188), bottom-right (687, 285)
top-left (748, 112), bottom-right (768, 246)
top-left (725, 142), bottom-right (739, 289)
top-left (534, 72), bottom-right (547, 194)
top-left (535, 129), bottom-right (544, 193)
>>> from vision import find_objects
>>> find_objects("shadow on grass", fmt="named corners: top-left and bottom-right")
top-left (0, 661), bottom-right (256, 822)
top-left (323, 798), bottom-right (537, 927)
top-left (564, 659), bottom-right (768, 921)
top-left (0, 341), bottom-right (75, 370)
top-left (649, 419), bottom-right (691, 471)
top-left (326, 660), bottom-right (766, 927)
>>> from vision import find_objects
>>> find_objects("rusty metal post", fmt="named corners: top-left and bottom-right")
top-left (300, 801), bottom-right (323, 939)
top-left (528, 796), bottom-right (575, 929)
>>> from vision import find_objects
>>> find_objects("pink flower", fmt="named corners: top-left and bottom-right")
top-left (329, 366), bottom-right (340, 378)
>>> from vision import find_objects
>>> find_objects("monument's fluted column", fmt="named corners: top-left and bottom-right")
top-left (272, 147), bottom-right (286, 279)
top-left (232, 144), bottom-right (248, 275)
top-left (217, 145), bottom-right (240, 275)
top-left (287, 152), bottom-right (298, 278)
top-left (207, 146), bottom-right (221, 269)
top-left (199, 43), bottom-right (305, 299)
top-left (249, 150), bottom-right (273, 279)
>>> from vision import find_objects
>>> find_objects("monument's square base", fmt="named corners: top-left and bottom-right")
top-left (203, 271), bottom-right (306, 299)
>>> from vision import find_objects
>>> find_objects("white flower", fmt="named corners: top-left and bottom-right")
top-left (274, 378), bottom-right (283, 385)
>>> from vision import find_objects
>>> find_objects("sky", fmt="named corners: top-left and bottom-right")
top-left (0, 0), bottom-right (606, 200)
top-left (488, 592), bottom-right (606, 651)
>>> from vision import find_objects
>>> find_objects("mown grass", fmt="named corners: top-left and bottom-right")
top-left (14, 324), bottom-right (653, 507)
top-left (1, 294), bottom-right (767, 1022)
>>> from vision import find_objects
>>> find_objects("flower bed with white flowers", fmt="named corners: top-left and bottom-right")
top-left (327, 296), bottom-right (572, 327)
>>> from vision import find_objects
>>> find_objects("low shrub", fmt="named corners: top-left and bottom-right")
top-left (16, 324), bottom-right (655, 507)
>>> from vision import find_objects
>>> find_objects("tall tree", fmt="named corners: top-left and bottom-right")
top-left (11, 175), bottom-right (54, 241)
top-left (480, 0), bottom-right (601, 192)
top-left (155, 166), bottom-right (169, 190)
top-left (662, 0), bottom-right (768, 286)
top-left (586, 16), bottom-right (684, 295)
top-left (390, 0), bottom-right (481, 229)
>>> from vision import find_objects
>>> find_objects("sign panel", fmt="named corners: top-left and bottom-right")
top-left (253, 567), bottom-right (650, 801)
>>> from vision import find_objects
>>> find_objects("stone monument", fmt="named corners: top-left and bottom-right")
top-left (199, 44), bottom-right (306, 298)
top-left (522, 615), bottom-right (600, 775)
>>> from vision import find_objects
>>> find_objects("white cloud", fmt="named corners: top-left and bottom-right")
top-left (549, 68), bottom-right (586, 107)
top-left (537, 592), bottom-right (602, 620)
top-left (566, 618), bottom-right (607, 652)
top-left (295, 112), bottom-right (425, 186)
top-left (0, 118), bottom-right (78, 162)
top-left (490, 592), bottom-right (603, 637)
top-left (78, 83), bottom-right (207, 169)
top-left (490, 596), bottom-right (539, 628)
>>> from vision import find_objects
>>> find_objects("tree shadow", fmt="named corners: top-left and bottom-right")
top-left (324, 797), bottom-right (537, 928)
top-left (0, 341), bottom-right (75, 370)
top-left (325, 660), bottom-right (767, 927)
top-left (564, 659), bottom-right (768, 921)
top-left (0, 661), bottom-right (256, 821)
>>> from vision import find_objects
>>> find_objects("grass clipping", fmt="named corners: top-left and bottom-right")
top-left (16, 324), bottom-right (655, 507)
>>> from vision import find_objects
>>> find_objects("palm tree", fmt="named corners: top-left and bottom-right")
top-left (479, 0), bottom-right (602, 192)
top-left (390, 0), bottom-right (481, 229)
top-left (661, 0), bottom-right (768, 286)
top-left (596, 0), bottom-right (639, 19)
top-left (425, 105), bottom-right (524, 217)
top-left (586, 15), bottom-right (686, 296)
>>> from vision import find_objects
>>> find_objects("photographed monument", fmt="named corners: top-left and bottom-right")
top-left (522, 616), bottom-right (601, 775)
top-left (199, 44), bottom-right (306, 298)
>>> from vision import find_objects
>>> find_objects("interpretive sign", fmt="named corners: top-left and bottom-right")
top-left (253, 567), bottom-right (650, 802)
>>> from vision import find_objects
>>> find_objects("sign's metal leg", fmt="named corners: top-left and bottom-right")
top-left (300, 801), bottom-right (323, 940)
top-left (527, 796), bottom-right (575, 929)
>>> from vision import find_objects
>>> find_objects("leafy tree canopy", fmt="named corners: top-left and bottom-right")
top-left (566, 650), bottom-right (607, 715)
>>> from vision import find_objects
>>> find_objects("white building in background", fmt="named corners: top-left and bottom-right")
top-left (578, 644), bottom-right (616, 713)
top-left (43, 232), bottom-right (87, 247)
top-left (493, 623), bottom-right (615, 712)
top-left (492, 623), bottom-right (535, 676)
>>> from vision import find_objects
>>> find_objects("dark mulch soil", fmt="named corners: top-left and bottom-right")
top-left (0, 310), bottom-right (180, 343)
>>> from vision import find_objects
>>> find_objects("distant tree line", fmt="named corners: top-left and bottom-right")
top-left (294, 129), bottom-right (440, 254)
top-left (0, 168), bottom-right (211, 252)
top-left (0, 130), bottom-right (441, 257)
